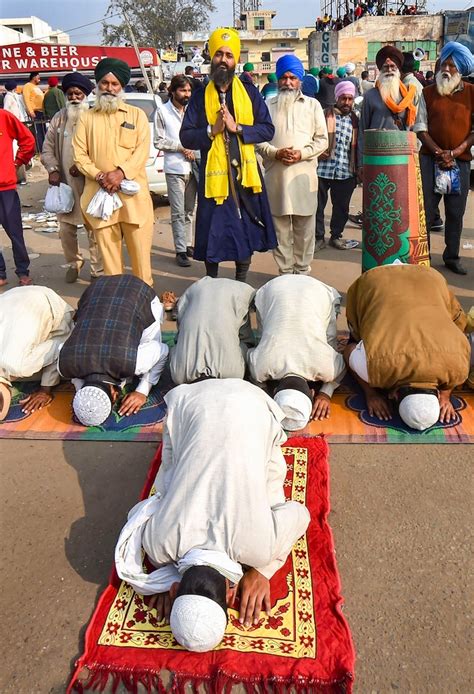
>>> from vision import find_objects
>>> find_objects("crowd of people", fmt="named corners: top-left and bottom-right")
top-left (0, 28), bottom-right (473, 653)
top-left (315, 1), bottom-right (422, 32)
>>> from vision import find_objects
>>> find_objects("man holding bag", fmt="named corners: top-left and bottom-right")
top-left (41, 73), bottom-right (103, 283)
top-left (73, 58), bottom-right (154, 286)
top-left (414, 42), bottom-right (474, 276)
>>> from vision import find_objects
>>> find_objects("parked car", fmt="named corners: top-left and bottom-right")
top-left (87, 91), bottom-right (167, 196)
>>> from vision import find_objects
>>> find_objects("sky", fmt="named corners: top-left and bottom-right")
top-left (0, 0), bottom-right (466, 45)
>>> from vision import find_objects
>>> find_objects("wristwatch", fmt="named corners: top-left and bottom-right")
top-left (236, 124), bottom-right (243, 136)
top-left (207, 124), bottom-right (214, 140)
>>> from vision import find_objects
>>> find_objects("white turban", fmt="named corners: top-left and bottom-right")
top-left (344, 62), bottom-right (355, 74)
top-left (274, 388), bottom-right (312, 431)
top-left (170, 595), bottom-right (227, 652)
top-left (73, 385), bottom-right (112, 426)
top-left (398, 394), bottom-right (440, 431)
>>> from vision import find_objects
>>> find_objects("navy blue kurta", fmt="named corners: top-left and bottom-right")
top-left (180, 81), bottom-right (277, 263)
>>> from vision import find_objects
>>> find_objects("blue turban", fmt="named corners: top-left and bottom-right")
top-left (440, 41), bottom-right (474, 77)
top-left (275, 54), bottom-right (305, 81)
top-left (302, 74), bottom-right (319, 97)
top-left (62, 72), bottom-right (94, 95)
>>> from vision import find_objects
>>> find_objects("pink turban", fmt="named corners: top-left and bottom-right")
top-left (334, 80), bottom-right (356, 100)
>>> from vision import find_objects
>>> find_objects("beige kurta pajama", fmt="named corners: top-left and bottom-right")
top-left (247, 275), bottom-right (345, 396)
top-left (41, 107), bottom-right (103, 276)
top-left (73, 102), bottom-right (154, 285)
top-left (115, 379), bottom-right (310, 594)
top-left (257, 93), bottom-right (328, 274)
top-left (0, 286), bottom-right (74, 387)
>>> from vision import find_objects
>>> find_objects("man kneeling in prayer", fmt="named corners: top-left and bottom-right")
top-left (0, 286), bottom-right (74, 420)
top-left (247, 275), bottom-right (345, 429)
top-left (58, 275), bottom-right (168, 426)
top-left (344, 264), bottom-right (469, 429)
top-left (169, 276), bottom-right (255, 384)
top-left (115, 379), bottom-right (310, 651)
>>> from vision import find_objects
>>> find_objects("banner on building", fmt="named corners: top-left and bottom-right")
top-left (0, 42), bottom-right (159, 75)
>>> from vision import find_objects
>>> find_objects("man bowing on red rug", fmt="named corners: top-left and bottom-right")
top-left (115, 379), bottom-right (310, 652)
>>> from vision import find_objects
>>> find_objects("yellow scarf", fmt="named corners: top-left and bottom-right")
top-left (204, 79), bottom-right (262, 205)
top-left (378, 81), bottom-right (417, 127)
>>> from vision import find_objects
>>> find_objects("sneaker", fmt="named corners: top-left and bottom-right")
top-left (0, 278), bottom-right (7, 287)
top-left (430, 219), bottom-right (443, 231)
top-left (176, 252), bottom-right (191, 267)
top-left (186, 246), bottom-right (194, 258)
top-left (161, 291), bottom-right (177, 312)
top-left (18, 275), bottom-right (33, 286)
top-left (313, 239), bottom-right (326, 255)
top-left (329, 237), bottom-right (349, 250)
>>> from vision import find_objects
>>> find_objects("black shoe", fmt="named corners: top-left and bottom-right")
top-left (430, 218), bottom-right (443, 231)
top-left (444, 260), bottom-right (467, 275)
top-left (176, 252), bottom-right (191, 267)
top-left (186, 246), bottom-right (194, 258)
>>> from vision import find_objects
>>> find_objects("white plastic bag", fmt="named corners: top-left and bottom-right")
top-left (44, 183), bottom-right (75, 214)
top-left (86, 188), bottom-right (123, 221)
top-left (120, 179), bottom-right (140, 196)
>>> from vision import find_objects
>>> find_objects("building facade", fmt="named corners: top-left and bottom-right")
top-left (0, 16), bottom-right (70, 46)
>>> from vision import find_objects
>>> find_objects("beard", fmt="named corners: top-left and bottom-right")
top-left (377, 70), bottom-right (401, 103)
top-left (210, 61), bottom-right (235, 90)
top-left (276, 87), bottom-right (299, 115)
top-left (66, 99), bottom-right (89, 125)
top-left (93, 91), bottom-right (124, 114)
top-left (435, 70), bottom-right (462, 96)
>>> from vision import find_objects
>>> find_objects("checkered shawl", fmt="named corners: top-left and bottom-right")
top-left (318, 108), bottom-right (358, 178)
top-left (59, 275), bottom-right (156, 383)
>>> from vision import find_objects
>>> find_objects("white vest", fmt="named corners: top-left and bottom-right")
top-left (159, 100), bottom-right (191, 175)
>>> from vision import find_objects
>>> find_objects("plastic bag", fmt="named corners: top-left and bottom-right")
top-left (120, 179), bottom-right (140, 196)
top-left (434, 163), bottom-right (461, 195)
top-left (86, 188), bottom-right (123, 221)
top-left (44, 183), bottom-right (75, 214)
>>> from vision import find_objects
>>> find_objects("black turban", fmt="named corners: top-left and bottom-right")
top-left (376, 46), bottom-right (404, 71)
top-left (61, 72), bottom-right (94, 95)
top-left (94, 58), bottom-right (131, 87)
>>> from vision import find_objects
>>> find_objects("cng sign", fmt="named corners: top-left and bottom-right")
top-left (321, 31), bottom-right (331, 65)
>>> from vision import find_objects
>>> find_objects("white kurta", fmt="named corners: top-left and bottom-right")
top-left (0, 286), bottom-right (74, 387)
top-left (257, 92), bottom-right (328, 217)
top-left (247, 275), bottom-right (345, 396)
top-left (170, 277), bottom-right (255, 384)
top-left (117, 380), bottom-right (310, 593)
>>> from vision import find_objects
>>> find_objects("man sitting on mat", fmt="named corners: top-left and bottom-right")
top-left (169, 276), bottom-right (255, 384)
top-left (0, 286), bottom-right (74, 420)
top-left (247, 275), bottom-right (345, 428)
top-left (58, 275), bottom-right (169, 426)
top-left (344, 264), bottom-right (469, 429)
top-left (115, 379), bottom-right (310, 652)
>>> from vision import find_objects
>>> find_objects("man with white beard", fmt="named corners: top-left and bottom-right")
top-left (414, 42), bottom-right (474, 276)
top-left (257, 55), bottom-right (328, 275)
top-left (41, 73), bottom-right (103, 283)
top-left (73, 58), bottom-right (154, 285)
top-left (357, 46), bottom-right (417, 174)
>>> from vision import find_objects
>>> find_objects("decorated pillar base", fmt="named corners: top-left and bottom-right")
top-left (362, 129), bottom-right (430, 272)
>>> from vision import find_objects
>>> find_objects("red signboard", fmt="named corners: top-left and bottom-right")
top-left (0, 42), bottom-right (159, 75)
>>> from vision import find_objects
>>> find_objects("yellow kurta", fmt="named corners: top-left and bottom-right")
top-left (72, 102), bottom-right (153, 230)
top-left (22, 82), bottom-right (44, 115)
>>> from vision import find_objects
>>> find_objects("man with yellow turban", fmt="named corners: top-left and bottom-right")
top-left (180, 28), bottom-right (277, 282)
top-left (73, 58), bottom-right (154, 286)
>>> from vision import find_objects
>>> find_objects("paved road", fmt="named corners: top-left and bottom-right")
top-left (1, 168), bottom-right (472, 692)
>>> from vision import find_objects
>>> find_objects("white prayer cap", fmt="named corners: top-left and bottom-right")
top-left (170, 595), bottom-right (227, 652)
top-left (0, 382), bottom-right (12, 421)
top-left (344, 62), bottom-right (356, 73)
top-left (274, 388), bottom-right (312, 431)
top-left (398, 394), bottom-right (440, 431)
top-left (73, 385), bottom-right (112, 426)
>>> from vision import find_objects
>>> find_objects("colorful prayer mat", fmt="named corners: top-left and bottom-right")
top-left (0, 382), bottom-right (167, 442)
top-left (68, 437), bottom-right (355, 693)
top-left (362, 130), bottom-right (430, 271)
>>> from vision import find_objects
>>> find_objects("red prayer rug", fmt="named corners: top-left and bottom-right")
top-left (68, 437), bottom-right (354, 692)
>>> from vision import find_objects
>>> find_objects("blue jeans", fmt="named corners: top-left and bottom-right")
top-left (165, 172), bottom-right (197, 253)
top-left (0, 189), bottom-right (30, 279)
